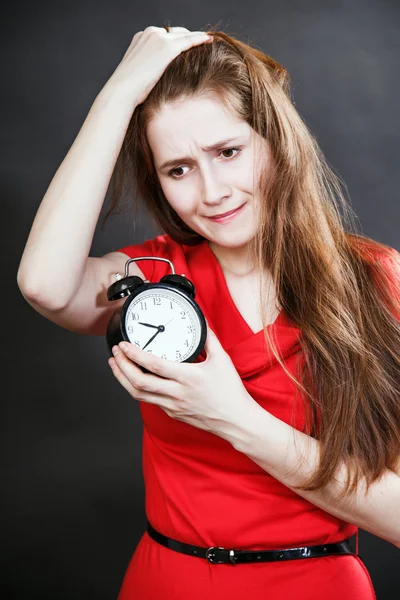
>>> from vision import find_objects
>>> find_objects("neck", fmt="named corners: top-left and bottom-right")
top-left (208, 240), bottom-right (255, 276)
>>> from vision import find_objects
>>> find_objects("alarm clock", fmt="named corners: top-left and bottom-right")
top-left (106, 256), bottom-right (207, 373)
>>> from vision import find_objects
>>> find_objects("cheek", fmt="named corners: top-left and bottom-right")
top-left (163, 184), bottom-right (198, 216)
top-left (240, 154), bottom-right (258, 188)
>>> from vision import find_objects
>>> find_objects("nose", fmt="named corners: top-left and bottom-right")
top-left (200, 165), bottom-right (231, 206)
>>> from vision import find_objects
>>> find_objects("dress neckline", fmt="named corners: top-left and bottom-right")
top-left (201, 240), bottom-right (287, 336)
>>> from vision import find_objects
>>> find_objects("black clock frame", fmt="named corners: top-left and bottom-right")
top-left (106, 282), bottom-right (207, 369)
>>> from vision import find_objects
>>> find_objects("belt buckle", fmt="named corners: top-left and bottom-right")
top-left (205, 546), bottom-right (237, 565)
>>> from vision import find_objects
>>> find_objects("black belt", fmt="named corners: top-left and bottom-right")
top-left (146, 518), bottom-right (355, 565)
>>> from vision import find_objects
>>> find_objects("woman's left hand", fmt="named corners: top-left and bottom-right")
top-left (108, 325), bottom-right (253, 436)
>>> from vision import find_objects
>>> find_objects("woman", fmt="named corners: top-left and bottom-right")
top-left (17, 25), bottom-right (400, 599)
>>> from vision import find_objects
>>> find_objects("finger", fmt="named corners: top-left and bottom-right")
top-left (110, 357), bottom-right (176, 408)
top-left (112, 346), bottom-right (181, 398)
top-left (117, 342), bottom-right (187, 380)
top-left (163, 26), bottom-right (190, 33)
top-left (173, 32), bottom-right (213, 43)
top-left (200, 324), bottom-right (224, 363)
top-left (162, 27), bottom-right (206, 34)
top-left (115, 354), bottom-right (171, 395)
top-left (109, 359), bottom-right (144, 400)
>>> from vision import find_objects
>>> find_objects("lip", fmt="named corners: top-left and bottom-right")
top-left (206, 202), bottom-right (247, 223)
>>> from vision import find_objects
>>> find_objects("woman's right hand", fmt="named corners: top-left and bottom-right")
top-left (107, 26), bottom-right (213, 106)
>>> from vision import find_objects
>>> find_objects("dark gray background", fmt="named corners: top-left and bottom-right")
top-left (3, 0), bottom-right (399, 598)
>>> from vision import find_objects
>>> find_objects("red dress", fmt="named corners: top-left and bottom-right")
top-left (112, 234), bottom-right (382, 600)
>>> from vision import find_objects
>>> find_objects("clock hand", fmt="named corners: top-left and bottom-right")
top-left (142, 325), bottom-right (164, 350)
top-left (140, 320), bottom-right (174, 351)
top-left (138, 322), bottom-right (159, 329)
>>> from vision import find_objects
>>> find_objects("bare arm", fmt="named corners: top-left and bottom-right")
top-left (16, 27), bottom-right (212, 311)
top-left (221, 400), bottom-right (400, 548)
top-left (16, 84), bottom-right (140, 310)
top-left (19, 251), bottom-right (141, 336)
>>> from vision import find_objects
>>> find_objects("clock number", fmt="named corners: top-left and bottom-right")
top-left (133, 340), bottom-right (140, 347)
top-left (140, 301), bottom-right (147, 310)
top-left (131, 313), bottom-right (139, 321)
top-left (161, 354), bottom-right (167, 360)
top-left (169, 301), bottom-right (174, 309)
top-left (127, 325), bottom-right (133, 334)
top-left (176, 350), bottom-right (182, 360)
top-left (180, 310), bottom-right (186, 319)
top-left (184, 339), bottom-right (189, 347)
top-left (187, 325), bottom-right (193, 333)
top-left (153, 297), bottom-right (161, 306)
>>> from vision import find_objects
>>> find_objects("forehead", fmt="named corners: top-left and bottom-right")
top-left (146, 95), bottom-right (252, 156)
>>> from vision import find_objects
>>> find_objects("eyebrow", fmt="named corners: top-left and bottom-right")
top-left (158, 136), bottom-right (247, 171)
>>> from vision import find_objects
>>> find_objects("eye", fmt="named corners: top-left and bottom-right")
top-left (167, 147), bottom-right (242, 179)
top-left (220, 147), bottom-right (241, 159)
top-left (167, 165), bottom-right (188, 179)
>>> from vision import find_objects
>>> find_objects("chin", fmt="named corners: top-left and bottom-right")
top-left (211, 230), bottom-right (255, 248)
top-left (210, 221), bottom-right (256, 242)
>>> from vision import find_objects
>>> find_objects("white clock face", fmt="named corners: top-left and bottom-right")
top-left (123, 287), bottom-right (201, 361)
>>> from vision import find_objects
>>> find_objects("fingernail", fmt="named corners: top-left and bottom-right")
top-left (119, 343), bottom-right (129, 352)
top-left (112, 346), bottom-right (119, 356)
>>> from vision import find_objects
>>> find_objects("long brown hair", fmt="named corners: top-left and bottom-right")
top-left (101, 28), bottom-right (400, 500)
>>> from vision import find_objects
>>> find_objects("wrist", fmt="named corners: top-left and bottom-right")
top-left (95, 78), bottom-right (141, 113)
top-left (220, 395), bottom-right (265, 452)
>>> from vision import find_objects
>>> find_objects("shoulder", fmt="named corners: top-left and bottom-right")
top-left (353, 236), bottom-right (400, 320)
top-left (113, 233), bottom-right (205, 281)
top-left (116, 233), bottom-right (179, 256)
top-left (351, 235), bottom-right (400, 273)
top-left (116, 232), bottom-right (208, 261)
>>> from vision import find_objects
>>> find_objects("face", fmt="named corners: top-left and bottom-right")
top-left (146, 95), bottom-right (272, 260)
